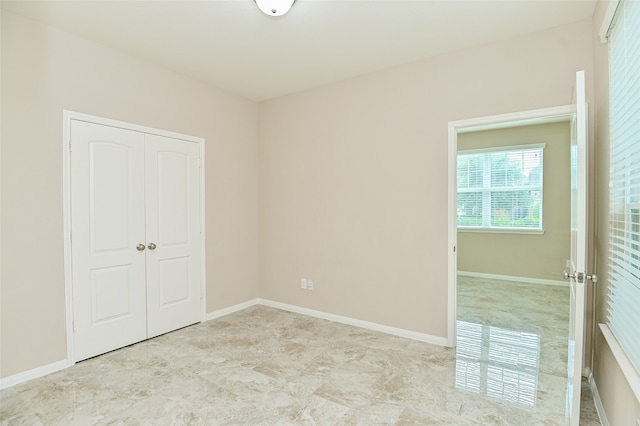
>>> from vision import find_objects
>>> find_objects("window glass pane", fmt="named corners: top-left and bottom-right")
top-left (524, 150), bottom-right (543, 186)
top-left (491, 191), bottom-right (540, 228)
top-left (457, 192), bottom-right (482, 227)
top-left (490, 152), bottom-right (526, 187)
top-left (631, 208), bottom-right (640, 270)
top-left (489, 153), bottom-right (508, 187)
top-left (458, 155), bottom-right (483, 189)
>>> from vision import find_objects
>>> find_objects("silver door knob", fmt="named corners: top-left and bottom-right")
top-left (148, 243), bottom-right (157, 250)
top-left (136, 244), bottom-right (145, 251)
top-left (563, 270), bottom-right (597, 283)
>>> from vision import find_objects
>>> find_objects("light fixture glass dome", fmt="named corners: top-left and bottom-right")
top-left (255, 0), bottom-right (295, 17)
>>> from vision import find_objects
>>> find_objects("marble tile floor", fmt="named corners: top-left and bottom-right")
top-left (1, 277), bottom-right (601, 425)
top-left (457, 275), bottom-right (600, 425)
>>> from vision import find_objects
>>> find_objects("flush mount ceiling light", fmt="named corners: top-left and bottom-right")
top-left (255, 0), bottom-right (296, 16)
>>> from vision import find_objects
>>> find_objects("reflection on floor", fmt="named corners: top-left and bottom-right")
top-left (0, 277), bottom-right (601, 425)
top-left (455, 320), bottom-right (540, 407)
top-left (458, 274), bottom-right (601, 425)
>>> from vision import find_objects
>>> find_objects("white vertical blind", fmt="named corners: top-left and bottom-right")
top-left (607, 0), bottom-right (640, 375)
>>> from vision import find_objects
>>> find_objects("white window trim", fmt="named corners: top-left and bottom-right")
top-left (458, 143), bottom-right (547, 156)
top-left (458, 228), bottom-right (545, 235)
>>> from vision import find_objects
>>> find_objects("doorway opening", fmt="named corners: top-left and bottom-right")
top-left (447, 105), bottom-right (574, 344)
top-left (447, 106), bottom-right (574, 409)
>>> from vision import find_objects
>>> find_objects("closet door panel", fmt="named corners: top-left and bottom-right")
top-left (70, 120), bottom-right (148, 361)
top-left (145, 134), bottom-right (201, 338)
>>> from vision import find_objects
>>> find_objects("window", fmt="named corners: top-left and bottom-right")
top-left (607, 0), bottom-right (640, 376)
top-left (457, 145), bottom-right (544, 231)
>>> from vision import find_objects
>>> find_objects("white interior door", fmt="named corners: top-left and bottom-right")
top-left (70, 120), bottom-right (148, 361)
top-left (566, 70), bottom-right (588, 425)
top-left (144, 134), bottom-right (202, 338)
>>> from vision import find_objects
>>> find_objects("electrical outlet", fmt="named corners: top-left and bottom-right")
top-left (307, 279), bottom-right (314, 290)
top-left (300, 278), bottom-right (307, 289)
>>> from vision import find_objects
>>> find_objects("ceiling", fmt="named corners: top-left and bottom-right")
top-left (2, 0), bottom-right (596, 102)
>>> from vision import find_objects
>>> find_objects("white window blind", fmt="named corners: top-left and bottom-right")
top-left (608, 0), bottom-right (640, 375)
top-left (457, 145), bottom-right (544, 230)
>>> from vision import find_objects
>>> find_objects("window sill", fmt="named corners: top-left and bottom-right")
top-left (457, 227), bottom-right (545, 235)
top-left (599, 323), bottom-right (640, 402)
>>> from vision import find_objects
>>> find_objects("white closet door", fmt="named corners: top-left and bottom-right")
top-left (144, 134), bottom-right (201, 338)
top-left (70, 120), bottom-right (147, 361)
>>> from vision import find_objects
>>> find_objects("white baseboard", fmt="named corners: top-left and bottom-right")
top-left (585, 368), bottom-right (609, 426)
top-left (457, 271), bottom-right (568, 287)
top-left (2, 298), bottom-right (447, 390)
top-left (258, 298), bottom-right (449, 347)
top-left (205, 298), bottom-right (260, 322)
top-left (0, 359), bottom-right (68, 390)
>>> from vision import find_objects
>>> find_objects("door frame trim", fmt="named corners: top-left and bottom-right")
top-left (62, 110), bottom-right (207, 365)
top-left (447, 104), bottom-right (573, 346)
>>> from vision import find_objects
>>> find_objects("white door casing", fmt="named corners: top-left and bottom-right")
top-left (65, 112), bottom-right (205, 364)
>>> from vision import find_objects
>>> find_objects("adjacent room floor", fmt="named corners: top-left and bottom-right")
top-left (1, 277), bottom-right (601, 425)
top-left (457, 275), bottom-right (601, 425)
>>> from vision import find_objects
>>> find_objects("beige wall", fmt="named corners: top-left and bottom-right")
top-left (0, 11), bottom-right (260, 378)
top-left (591, 0), bottom-right (640, 423)
top-left (259, 20), bottom-right (594, 339)
top-left (457, 122), bottom-right (571, 281)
